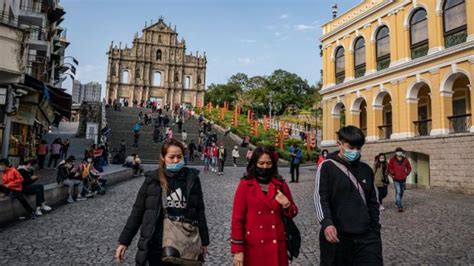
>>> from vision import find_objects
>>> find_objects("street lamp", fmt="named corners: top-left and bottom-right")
top-left (314, 106), bottom-right (323, 149)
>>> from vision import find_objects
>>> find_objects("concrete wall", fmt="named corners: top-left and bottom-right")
top-left (0, 168), bottom-right (133, 226)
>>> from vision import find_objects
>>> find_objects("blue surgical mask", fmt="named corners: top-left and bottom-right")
top-left (0, 166), bottom-right (5, 172)
top-left (343, 148), bottom-right (360, 162)
top-left (166, 160), bottom-right (185, 172)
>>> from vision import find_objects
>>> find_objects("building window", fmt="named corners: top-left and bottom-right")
top-left (156, 49), bottom-right (162, 61)
top-left (354, 37), bottom-right (366, 78)
top-left (376, 26), bottom-right (390, 71)
top-left (153, 71), bottom-right (161, 86)
top-left (185, 76), bottom-right (191, 89)
top-left (443, 0), bottom-right (467, 48)
top-left (335, 46), bottom-right (345, 84)
top-left (122, 70), bottom-right (129, 83)
top-left (135, 66), bottom-right (141, 79)
top-left (410, 8), bottom-right (429, 59)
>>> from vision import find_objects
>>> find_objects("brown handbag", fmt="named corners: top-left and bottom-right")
top-left (161, 188), bottom-right (203, 265)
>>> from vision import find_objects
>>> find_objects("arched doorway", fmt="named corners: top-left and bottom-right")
top-left (443, 72), bottom-right (471, 133)
top-left (351, 97), bottom-right (368, 136)
top-left (331, 102), bottom-right (346, 139)
top-left (408, 82), bottom-right (432, 136)
top-left (374, 91), bottom-right (392, 139)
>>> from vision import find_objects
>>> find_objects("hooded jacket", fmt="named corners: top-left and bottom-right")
top-left (1, 167), bottom-right (24, 191)
top-left (314, 152), bottom-right (380, 237)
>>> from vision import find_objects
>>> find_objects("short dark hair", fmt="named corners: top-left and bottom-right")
top-left (395, 147), bottom-right (404, 152)
top-left (26, 159), bottom-right (37, 165)
top-left (336, 126), bottom-right (365, 148)
top-left (66, 156), bottom-right (75, 163)
top-left (0, 158), bottom-right (10, 166)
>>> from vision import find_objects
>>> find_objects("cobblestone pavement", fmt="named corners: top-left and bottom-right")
top-left (0, 166), bottom-right (473, 265)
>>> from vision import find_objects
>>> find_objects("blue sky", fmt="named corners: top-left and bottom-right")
top-left (61, 0), bottom-right (357, 96)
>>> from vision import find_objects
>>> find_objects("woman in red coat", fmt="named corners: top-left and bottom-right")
top-left (231, 146), bottom-right (298, 266)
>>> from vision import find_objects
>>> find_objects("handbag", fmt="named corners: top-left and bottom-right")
top-left (278, 185), bottom-right (301, 261)
top-left (161, 188), bottom-right (203, 265)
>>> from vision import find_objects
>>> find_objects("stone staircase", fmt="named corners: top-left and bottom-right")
top-left (106, 107), bottom-right (249, 166)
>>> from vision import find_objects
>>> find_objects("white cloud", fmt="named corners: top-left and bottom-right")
top-left (239, 39), bottom-right (257, 43)
top-left (280, 14), bottom-right (289, 19)
top-left (274, 32), bottom-right (282, 37)
top-left (294, 24), bottom-right (317, 31)
top-left (237, 57), bottom-right (252, 65)
top-left (265, 25), bottom-right (276, 30)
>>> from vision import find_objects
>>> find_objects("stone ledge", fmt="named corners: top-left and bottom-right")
top-left (0, 168), bottom-right (134, 226)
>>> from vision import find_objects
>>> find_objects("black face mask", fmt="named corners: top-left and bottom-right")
top-left (255, 167), bottom-right (273, 184)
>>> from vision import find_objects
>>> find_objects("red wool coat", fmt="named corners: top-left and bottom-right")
top-left (231, 177), bottom-right (298, 266)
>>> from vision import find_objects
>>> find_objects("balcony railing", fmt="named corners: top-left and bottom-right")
top-left (413, 119), bottom-right (432, 137)
top-left (19, 1), bottom-right (43, 13)
top-left (378, 124), bottom-right (392, 140)
top-left (448, 114), bottom-right (472, 133)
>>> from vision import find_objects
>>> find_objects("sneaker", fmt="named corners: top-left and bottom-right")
top-left (67, 198), bottom-right (75, 203)
top-left (29, 212), bottom-right (37, 220)
top-left (85, 192), bottom-right (95, 198)
top-left (35, 207), bottom-right (43, 216)
top-left (41, 203), bottom-right (52, 212)
top-left (379, 205), bottom-right (385, 211)
top-left (76, 196), bottom-right (86, 201)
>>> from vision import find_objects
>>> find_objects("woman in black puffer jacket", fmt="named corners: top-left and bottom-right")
top-left (116, 138), bottom-right (210, 265)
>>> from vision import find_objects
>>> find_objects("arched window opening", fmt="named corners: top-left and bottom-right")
top-left (410, 8), bottom-right (429, 59)
top-left (335, 46), bottom-right (345, 84)
top-left (443, 0), bottom-right (467, 47)
top-left (122, 70), bottom-right (129, 83)
top-left (185, 76), bottom-right (191, 89)
top-left (354, 37), bottom-right (366, 78)
top-left (156, 49), bottom-right (162, 61)
top-left (376, 26), bottom-right (390, 71)
top-left (153, 71), bottom-right (162, 86)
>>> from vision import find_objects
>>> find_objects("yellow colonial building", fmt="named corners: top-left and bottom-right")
top-left (319, 0), bottom-right (474, 193)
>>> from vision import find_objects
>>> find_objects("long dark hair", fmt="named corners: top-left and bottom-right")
top-left (243, 145), bottom-right (282, 181)
top-left (374, 153), bottom-right (387, 174)
top-left (159, 138), bottom-right (186, 191)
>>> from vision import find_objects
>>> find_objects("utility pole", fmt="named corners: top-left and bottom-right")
top-left (1, 86), bottom-right (14, 158)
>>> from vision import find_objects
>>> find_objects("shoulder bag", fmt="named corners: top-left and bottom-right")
top-left (161, 188), bottom-right (203, 265)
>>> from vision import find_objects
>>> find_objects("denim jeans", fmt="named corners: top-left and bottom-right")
top-left (394, 181), bottom-right (406, 208)
top-left (22, 184), bottom-right (45, 207)
top-left (63, 179), bottom-right (84, 200)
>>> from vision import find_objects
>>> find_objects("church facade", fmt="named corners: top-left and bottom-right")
top-left (105, 18), bottom-right (206, 107)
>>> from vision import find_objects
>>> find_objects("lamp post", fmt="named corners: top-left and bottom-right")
top-left (314, 106), bottom-right (323, 149)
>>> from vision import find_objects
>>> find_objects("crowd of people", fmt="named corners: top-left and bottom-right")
top-left (1, 97), bottom-right (417, 265)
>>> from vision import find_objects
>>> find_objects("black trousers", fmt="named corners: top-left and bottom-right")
top-left (290, 163), bottom-right (300, 182)
top-left (377, 186), bottom-right (388, 205)
top-left (37, 154), bottom-right (46, 169)
top-left (22, 184), bottom-right (45, 207)
top-left (48, 154), bottom-right (60, 168)
top-left (219, 159), bottom-right (225, 172)
top-left (320, 229), bottom-right (383, 266)
top-left (0, 185), bottom-right (34, 213)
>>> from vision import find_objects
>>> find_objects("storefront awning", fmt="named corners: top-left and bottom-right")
top-left (22, 74), bottom-right (72, 119)
top-left (10, 103), bottom-right (38, 126)
top-left (46, 85), bottom-right (72, 119)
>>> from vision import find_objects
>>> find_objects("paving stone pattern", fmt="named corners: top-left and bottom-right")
top-left (0, 166), bottom-right (473, 265)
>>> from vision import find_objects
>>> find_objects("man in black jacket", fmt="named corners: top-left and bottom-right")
top-left (18, 159), bottom-right (52, 216)
top-left (314, 126), bottom-right (382, 265)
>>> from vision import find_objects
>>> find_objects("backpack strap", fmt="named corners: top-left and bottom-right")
top-left (326, 159), bottom-right (367, 205)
